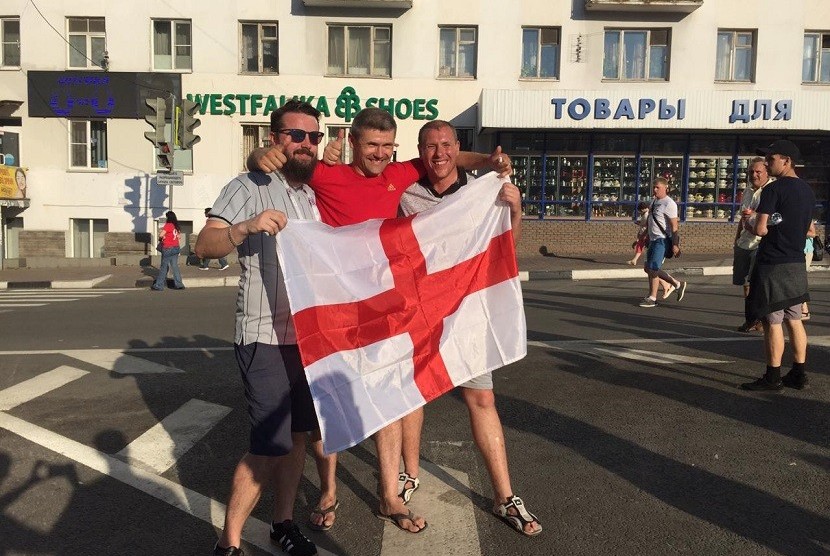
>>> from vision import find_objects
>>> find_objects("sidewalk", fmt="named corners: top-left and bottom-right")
top-left (0, 254), bottom-right (828, 289)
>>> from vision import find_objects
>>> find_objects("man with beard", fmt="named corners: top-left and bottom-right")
top-left (741, 139), bottom-right (816, 391)
top-left (194, 100), bottom-right (324, 556)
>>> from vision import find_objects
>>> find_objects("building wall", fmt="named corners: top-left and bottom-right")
top-left (1, 0), bottom-right (828, 259)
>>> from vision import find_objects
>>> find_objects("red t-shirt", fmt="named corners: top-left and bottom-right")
top-left (309, 159), bottom-right (426, 227)
top-left (161, 222), bottom-right (180, 248)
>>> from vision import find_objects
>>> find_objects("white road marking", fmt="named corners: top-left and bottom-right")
top-left (0, 366), bottom-right (88, 411)
top-left (0, 412), bottom-right (337, 556)
top-left (118, 399), bottom-right (232, 474)
top-left (592, 347), bottom-right (731, 365)
top-left (0, 347), bottom-right (234, 356)
top-left (65, 350), bottom-right (184, 374)
top-left (0, 303), bottom-right (47, 307)
top-left (379, 460), bottom-right (480, 556)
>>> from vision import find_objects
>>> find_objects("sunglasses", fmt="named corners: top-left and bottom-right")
top-left (278, 128), bottom-right (325, 145)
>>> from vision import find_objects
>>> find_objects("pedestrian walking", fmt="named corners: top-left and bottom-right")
top-left (638, 178), bottom-right (686, 307)
top-left (151, 211), bottom-right (185, 291)
top-left (199, 208), bottom-right (230, 270)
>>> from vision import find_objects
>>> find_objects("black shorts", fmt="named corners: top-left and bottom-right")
top-left (235, 343), bottom-right (319, 456)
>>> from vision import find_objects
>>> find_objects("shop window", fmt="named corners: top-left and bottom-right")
top-left (67, 17), bottom-right (106, 69)
top-left (242, 124), bottom-right (271, 170)
top-left (438, 26), bottom-right (477, 78)
top-left (327, 24), bottom-right (391, 77)
top-left (603, 29), bottom-right (669, 81)
top-left (153, 19), bottom-right (192, 71)
top-left (455, 127), bottom-right (475, 152)
top-left (326, 125), bottom-right (352, 164)
top-left (521, 27), bottom-right (559, 79)
top-left (803, 32), bottom-right (830, 83)
top-left (69, 120), bottom-right (107, 170)
top-left (240, 21), bottom-right (278, 74)
top-left (1, 17), bottom-right (20, 67)
top-left (71, 218), bottom-right (108, 258)
top-left (715, 30), bottom-right (755, 82)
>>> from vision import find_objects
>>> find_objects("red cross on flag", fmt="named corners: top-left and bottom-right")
top-left (277, 172), bottom-right (527, 453)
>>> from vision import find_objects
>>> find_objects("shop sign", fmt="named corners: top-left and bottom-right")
top-left (185, 87), bottom-right (439, 122)
top-left (0, 165), bottom-right (27, 200)
top-left (550, 96), bottom-right (793, 125)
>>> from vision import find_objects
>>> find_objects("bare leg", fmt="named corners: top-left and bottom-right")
top-left (401, 407), bottom-right (423, 480)
top-left (309, 432), bottom-right (338, 529)
top-left (784, 319), bottom-right (807, 364)
top-left (764, 322), bottom-right (785, 367)
top-left (272, 432), bottom-right (307, 524)
top-left (462, 388), bottom-right (540, 535)
top-left (218, 453), bottom-right (278, 548)
top-left (375, 421), bottom-right (425, 532)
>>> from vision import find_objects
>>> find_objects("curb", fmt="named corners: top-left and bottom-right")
top-left (134, 276), bottom-right (237, 289)
top-left (525, 264), bottom-right (830, 281)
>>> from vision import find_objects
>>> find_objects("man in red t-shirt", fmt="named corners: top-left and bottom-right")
top-left (247, 107), bottom-right (511, 533)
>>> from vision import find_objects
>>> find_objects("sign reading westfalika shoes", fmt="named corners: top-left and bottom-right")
top-left (186, 87), bottom-right (439, 122)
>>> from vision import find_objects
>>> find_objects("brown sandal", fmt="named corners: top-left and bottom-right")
top-left (308, 500), bottom-right (339, 531)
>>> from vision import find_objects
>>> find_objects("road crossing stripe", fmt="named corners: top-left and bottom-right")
top-left (65, 350), bottom-right (184, 374)
top-left (0, 303), bottom-right (47, 307)
top-left (118, 399), bottom-right (232, 474)
top-left (0, 412), bottom-right (337, 556)
top-left (592, 347), bottom-right (731, 365)
top-left (0, 366), bottom-right (88, 411)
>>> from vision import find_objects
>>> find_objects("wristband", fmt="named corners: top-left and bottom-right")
top-left (227, 226), bottom-right (244, 247)
top-left (671, 233), bottom-right (680, 247)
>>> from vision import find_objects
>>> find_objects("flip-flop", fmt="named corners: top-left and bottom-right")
top-left (376, 509), bottom-right (428, 534)
top-left (493, 495), bottom-right (542, 537)
top-left (308, 500), bottom-right (340, 531)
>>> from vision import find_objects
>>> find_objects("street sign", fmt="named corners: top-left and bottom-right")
top-left (155, 171), bottom-right (184, 187)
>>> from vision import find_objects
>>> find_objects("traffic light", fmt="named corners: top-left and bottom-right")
top-left (179, 99), bottom-right (201, 149)
top-left (156, 142), bottom-right (173, 172)
top-left (144, 97), bottom-right (166, 146)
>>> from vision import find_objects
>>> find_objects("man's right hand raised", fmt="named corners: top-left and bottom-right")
top-left (322, 129), bottom-right (344, 166)
top-left (243, 210), bottom-right (288, 236)
top-left (246, 145), bottom-right (287, 173)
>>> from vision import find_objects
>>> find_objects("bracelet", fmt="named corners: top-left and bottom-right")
top-left (227, 226), bottom-right (244, 247)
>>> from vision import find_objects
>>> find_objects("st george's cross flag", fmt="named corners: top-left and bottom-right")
top-left (276, 172), bottom-right (526, 453)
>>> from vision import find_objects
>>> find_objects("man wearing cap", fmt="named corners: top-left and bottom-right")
top-left (741, 139), bottom-right (815, 391)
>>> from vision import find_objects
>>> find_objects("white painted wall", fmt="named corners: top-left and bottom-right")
top-left (1, 0), bottom-right (828, 240)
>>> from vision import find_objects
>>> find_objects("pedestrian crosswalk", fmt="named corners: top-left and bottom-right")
top-left (0, 288), bottom-right (128, 312)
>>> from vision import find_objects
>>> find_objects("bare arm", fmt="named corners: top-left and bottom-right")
top-left (670, 217), bottom-right (680, 255)
top-left (457, 146), bottom-right (512, 178)
top-left (498, 182), bottom-right (522, 244)
top-left (807, 222), bottom-right (816, 238)
top-left (752, 213), bottom-right (770, 237)
top-left (194, 211), bottom-right (288, 259)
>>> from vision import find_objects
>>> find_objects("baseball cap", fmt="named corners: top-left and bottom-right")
top-left (756, 139), bottom-right (801, 161)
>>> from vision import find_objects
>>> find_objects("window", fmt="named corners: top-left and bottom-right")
top-left (603, 29), bottom-right (669, 80)
top-left (1, 17), bottom-right (20, 67)
top-left (240, 21), bottom-right (278, 74)
top-left (67, 17), bottom-right (106, 69)
top-left (327, 24), bottom-right (391, 77)
top-left (456, 127), bottom-right (475, 152)
top-left (803, 32), bottom-right (830, 83)
top-left (71, 218), bottom-right (108, 258)
top-left (521, 27), bottom-right (560, 79)
top-left (439, 26), bottom-right (477, 78)
top-left (69, 120), bottom-right (107, 170)
top-left (716, 30), bottom-right (754, 82)
top-left (242, 124), bottom-right (271, 170)
top-left (153, 19), bottom-right (191, 71)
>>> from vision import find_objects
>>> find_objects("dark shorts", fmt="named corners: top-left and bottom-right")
top-left (235, 342), bottom-right (319, 457)
top-left (645, 237), bottom-right (669, 271)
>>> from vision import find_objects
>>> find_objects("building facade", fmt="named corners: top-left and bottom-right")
top-left (0, 0), bottom-right (827, 262)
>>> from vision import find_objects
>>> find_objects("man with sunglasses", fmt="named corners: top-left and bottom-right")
top-left (741, 139), bottom-right (815, 391)
top-left (247, 107), bottom-right (511, 534)
top-left (195, 100), bottom-right (325, 556)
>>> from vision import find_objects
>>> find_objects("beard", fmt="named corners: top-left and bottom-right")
top-left (282, 150), bottom-right (317, 184)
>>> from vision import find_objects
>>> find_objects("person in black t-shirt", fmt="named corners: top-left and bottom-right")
top-left (741, 139), bottom-right (815, 391)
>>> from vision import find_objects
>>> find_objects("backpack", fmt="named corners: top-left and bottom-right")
top-left (813, 235), bottom-right (825, 262)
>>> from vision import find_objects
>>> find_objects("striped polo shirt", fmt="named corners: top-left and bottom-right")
top-left (210, 171), bottom-right (320, 346)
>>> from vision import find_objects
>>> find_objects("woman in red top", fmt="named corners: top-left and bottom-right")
top-left (152, 211), bottom-right (185, 290)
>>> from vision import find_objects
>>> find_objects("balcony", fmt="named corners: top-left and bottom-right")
top-left (585, 0), bottom-right (703, 12)
top-left (303, 0), bottom-right (412, 7)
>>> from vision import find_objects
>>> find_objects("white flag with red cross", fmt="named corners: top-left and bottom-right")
top-left (276, 172), bottom-right (527, 453)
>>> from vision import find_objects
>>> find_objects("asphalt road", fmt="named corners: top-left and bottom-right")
top-left (0, 275), bottom-right (828, 556)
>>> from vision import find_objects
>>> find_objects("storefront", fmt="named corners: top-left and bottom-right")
top-left (481, 90), bottom-right (830, 225)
